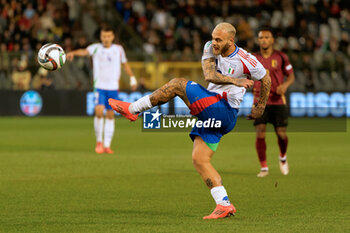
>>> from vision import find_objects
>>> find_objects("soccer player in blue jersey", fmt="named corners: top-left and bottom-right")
top-left (109, 23), bottom-right (271, 219)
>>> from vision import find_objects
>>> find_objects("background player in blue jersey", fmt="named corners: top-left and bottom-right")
top-left (67, 25), bottom-right (137, 154)
top-left (109, 23), bottom-right (271, 219)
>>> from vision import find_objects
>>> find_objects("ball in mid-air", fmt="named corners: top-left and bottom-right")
top-left (37, 43), bottom-right (66, 71)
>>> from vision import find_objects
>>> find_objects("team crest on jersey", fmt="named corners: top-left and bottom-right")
top-left (272, 59), bottom-right (277, 68)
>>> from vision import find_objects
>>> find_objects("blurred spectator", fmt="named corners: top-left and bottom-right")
top-left (0, 42), bottom-right (10, 89)
top-left (32, 67), bottom-right (54, 90)
top-left (24, 3), bottom-right (35, 20)
top-left (136, 77), bottom-right (150, 92)
top-left (0, 42), bottom-right (10, 73)
top-left (11, 60), bottom-right (31, 90)
top-left (180, 46), bottom-right (195, 61)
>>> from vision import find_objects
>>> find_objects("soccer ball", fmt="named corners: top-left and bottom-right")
top-left (37, 43), bottom-right (66, 71)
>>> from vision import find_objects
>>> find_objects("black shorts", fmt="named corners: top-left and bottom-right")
top-left (254, 105), bottom-right (288, 127)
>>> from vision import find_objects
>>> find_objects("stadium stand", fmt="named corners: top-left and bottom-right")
top-left (0, 0), bottom-right (349, 91)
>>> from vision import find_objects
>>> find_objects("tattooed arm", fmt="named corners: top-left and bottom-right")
top-left (248, 72), bottom-right (271, 119)
top-left (202, 58), bottom-right (254, 88)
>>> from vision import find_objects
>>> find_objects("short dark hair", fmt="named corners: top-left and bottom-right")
top-left (258, 26), bottom-right (275, 38)
top-left (100, 25), bottom-right (115, 33)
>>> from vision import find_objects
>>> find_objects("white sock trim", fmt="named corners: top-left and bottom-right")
top-left (279, 155), bottom-right (287, 161)
top-left (129, 95), bottom-right (153, 114)
top-left (94, 116), bottom-right (104, 143)
top-left (210, 186), bottom-right (230, 206)
top-left (104, 118), bottom-right (115, 148)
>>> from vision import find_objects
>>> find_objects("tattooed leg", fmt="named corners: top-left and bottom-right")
top-left (150, 77), bottom-right (190, 107)
top-left (126, 77), bottom-right (190, 115)
top-left (192, 136), bottom-right (222, 189)
top-left (206, 178), bottom-right (214, 189)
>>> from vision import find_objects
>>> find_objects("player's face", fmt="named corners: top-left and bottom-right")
top-left (100, 31), bottom-right (115, 48)
top-left (258, 31), bottom-right (274, 50)
top-left (211, 29), bottom-right (233, 56)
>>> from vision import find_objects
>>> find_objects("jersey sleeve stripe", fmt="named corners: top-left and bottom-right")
top-left (238, 50), bottom-right (257, 67)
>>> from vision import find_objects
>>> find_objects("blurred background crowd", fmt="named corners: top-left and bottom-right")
top-left (0, 0), bottom-right (349, 92)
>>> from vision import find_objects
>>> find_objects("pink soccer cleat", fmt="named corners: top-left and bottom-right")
top-left (203, 204), bottom-right (236, 219)
top-left (104, 147), bottom-right (114, 154)
top-left (95, 142), bottom-right (104, 154)
top-left (108, 98), bottom-right (138, 121)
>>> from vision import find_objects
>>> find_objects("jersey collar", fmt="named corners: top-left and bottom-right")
top-left (228, 45), bottom-right (239, 58)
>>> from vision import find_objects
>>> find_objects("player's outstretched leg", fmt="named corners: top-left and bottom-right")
top-left (275, 127), bottom-right (289, 175)
top-left (108, 78), bottom-right (190, 120)
top-left (192, 136), bottom-right (236, 219)
top-left (255, 124), bottom-right (269, 177)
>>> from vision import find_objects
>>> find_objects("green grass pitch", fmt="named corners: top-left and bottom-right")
top-left (0, 117), bottom-right (349, 233)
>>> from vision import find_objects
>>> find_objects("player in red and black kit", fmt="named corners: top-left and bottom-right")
top-left (253, 27), bottom-right (295, 177)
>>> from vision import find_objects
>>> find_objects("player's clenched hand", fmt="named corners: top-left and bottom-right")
top-left (276, 84), bottom-right (287, 95)
top-left (247, 104), bottom-right (265, 120)
top-left (234, 78), bottom-right (254, 88)
top-left (66, 52), bottom-right (74, 61)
